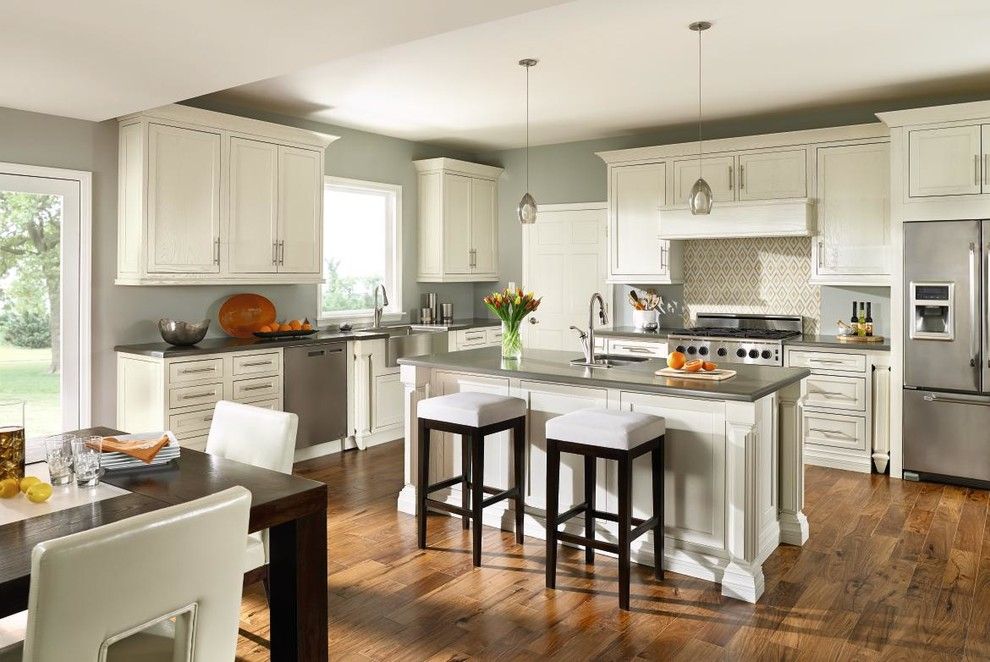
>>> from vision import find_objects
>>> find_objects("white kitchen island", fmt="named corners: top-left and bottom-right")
top-left (397, 348), bottom-right (810, 603)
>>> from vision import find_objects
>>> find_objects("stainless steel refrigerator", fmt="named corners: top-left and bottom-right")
top-left (904, 220), bottom-right (990, 488)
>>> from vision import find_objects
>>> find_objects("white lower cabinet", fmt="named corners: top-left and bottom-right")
top-left (351, 338), bottom-right (404, 448)
top-left (116, 348), bottom-right (284, 450)
top-left (448, 325), bottom-right (501, 351)
top-left (784, 346), bottom-right (890, 473)
top-left (603, 336), bottom-right (668, 358)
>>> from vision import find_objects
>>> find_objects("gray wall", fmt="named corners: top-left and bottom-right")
top-left (820, 286), bottom-right (890, 337)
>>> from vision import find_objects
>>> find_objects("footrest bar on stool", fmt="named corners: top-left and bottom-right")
top-left (426, 475), bottom-right (464, 493)
top-left (631, 516), bottom-right (659, 540)
top-left (557, 531), bottom-right (619, 554)
top-left (481, 488), bottom-right (518, 508)
top-left (556, 502), bottom-right (589, 526)
top-left (425, 498), bottom-right (470, 518)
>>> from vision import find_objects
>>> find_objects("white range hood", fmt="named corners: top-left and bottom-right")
top-left (658, 198), bottom-right (817, 240)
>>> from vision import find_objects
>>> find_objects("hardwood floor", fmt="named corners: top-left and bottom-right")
top-left (235, 441), bottom-right (990, 661)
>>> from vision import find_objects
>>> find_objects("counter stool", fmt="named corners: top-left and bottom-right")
top-left (416, 392), bottom-right (527, 567)
top-left (544, 408), bottom-right (665, 610)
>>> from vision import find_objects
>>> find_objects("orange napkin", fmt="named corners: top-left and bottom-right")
top-left (97, 434), bottom-right (170, 464)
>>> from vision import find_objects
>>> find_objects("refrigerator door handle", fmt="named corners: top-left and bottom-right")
top-left (923, 393), bottom-right (990, 407)
top-left (986, 242), bottom-right (990, 369)
top-left (971, 242), bottom-right (979, 368)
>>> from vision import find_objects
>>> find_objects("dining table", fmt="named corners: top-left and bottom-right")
top-left (0, 426), bottom-right (329, 662)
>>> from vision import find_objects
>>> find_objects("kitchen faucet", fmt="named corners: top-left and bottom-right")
top-left (570, 292), bottom-right (609, 365)
top-left (372, 284), bottom-right (389, 328)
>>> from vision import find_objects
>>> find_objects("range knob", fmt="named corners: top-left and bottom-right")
top-left (687, 346), bottom-right (697, 355)
top-left (761, 350), bottom-right (773, 359)
top-left (736, 348), bottom-right (746, 358)
top-left (676, 345), bottom-right (686, 353)
top-left (717, 348), bottom-right (727, 357)
top-left (699, 346), bottom-right (709, 356)
top-left (748, 349), bottom-right (759, 359)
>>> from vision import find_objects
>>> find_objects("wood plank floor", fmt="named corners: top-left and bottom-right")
top-left (235, 441), bottom-right (990, 661)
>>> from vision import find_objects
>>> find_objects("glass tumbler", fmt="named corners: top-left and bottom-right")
top-left (0, 400), bottom-right (26, 481)
top-left (72, 436), bottom-right (103, 487)
top-left (44, 434), bottom-right (74, 485)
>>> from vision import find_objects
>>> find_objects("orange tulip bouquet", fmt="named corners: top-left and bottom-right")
top-left (482, 288), bottom-right (541, 359)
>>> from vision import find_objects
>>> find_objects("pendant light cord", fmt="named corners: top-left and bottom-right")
top-left (526, 63), bottom-right (530, 193)
top-left (697, 26), bottom-right (702, 174)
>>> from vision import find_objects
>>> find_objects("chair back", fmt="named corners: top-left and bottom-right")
top-left (206, 401), bottom-right (298, 474)
top-left (22, 486), bottom-right (251, 662)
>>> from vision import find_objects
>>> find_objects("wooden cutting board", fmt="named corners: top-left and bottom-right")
top-left (836, 334), bottom-right (885, 343)
top-left (655, 367), bottom-right (737, 381)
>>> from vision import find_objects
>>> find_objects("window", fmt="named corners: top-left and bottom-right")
top-left (320, 177), bottom-right (401, 321)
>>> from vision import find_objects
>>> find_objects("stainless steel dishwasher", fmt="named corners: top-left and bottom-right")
top-left (284, 342), bottom-right (348, 448)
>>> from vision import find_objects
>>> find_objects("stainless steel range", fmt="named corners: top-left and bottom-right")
top-left (667, 313), bottom-right (803, 366)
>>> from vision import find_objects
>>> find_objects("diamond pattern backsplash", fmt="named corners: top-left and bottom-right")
top-left (682, 236), bottom-right (820, 335)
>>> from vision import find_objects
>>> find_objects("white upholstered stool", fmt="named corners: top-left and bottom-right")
top-left (544, 408), bottom-right (666, 610)
top-left (416, 392), bottom-right (527, 566)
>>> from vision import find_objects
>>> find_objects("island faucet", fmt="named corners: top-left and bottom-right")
top-left (571, 292), bottom-right (609, 364)
top-left (372, 284), bottom-right (389, 328)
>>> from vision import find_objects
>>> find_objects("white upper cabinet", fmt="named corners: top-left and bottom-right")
top-left (607, 162), bottom-right (682, 284)
top-left (146, 123), bottom-right (221, 274)
top-left (908, 125), bottom-right (982, 198)
top-left (415, 158), bottom-right (502, 283)
top-left (737, 149), bottom-right (807, 201)
top-left (812, 141), bottom-right (890, 284)
top-left (672, 156), bottom-right (735, 206)
top-left (116, 104), bottom-right (336, 285)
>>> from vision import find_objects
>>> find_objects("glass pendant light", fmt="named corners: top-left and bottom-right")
top-left (688, 21), bottom-right (713, 216)
top-left (518, 58), bottom-right (538, 224)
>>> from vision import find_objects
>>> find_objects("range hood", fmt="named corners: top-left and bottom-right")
top-left (658, 198), bottom-right (816, 240)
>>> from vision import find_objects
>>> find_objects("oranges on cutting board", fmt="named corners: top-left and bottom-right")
top-left (667, 351), bottom-right (718, 372)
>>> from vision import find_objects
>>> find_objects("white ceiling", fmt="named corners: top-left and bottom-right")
top-left (0, 0), bottom-right (571, 121)
top-left (201, 0), bottom-right (990, 150)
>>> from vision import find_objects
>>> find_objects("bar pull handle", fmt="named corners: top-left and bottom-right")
top-left (181, 391), bottom-right (216, 400)
top-left (242, 384), bottom-right (271, 392)
top-left (214, 237), bottom-right (221, 265)
top-left (307, 349), bottom-right (325, 357)
top-left (180, 366), bottom-right (216, 374)
top-left (977, 155), bottom-right (982, 187)
top-left (240, 360), bottom-right (272, 367)
top-left (278, 240), bottom-right (285, 265)
top-left (808, 427), bottom-right (854, 438)
top-left (970, 242), bottom-right (979, 367)
top-left (728, 165), bottom-right (733, 191)
top-left (817, 240), bottom-right (825, 270)
top-left (923, 393), bottom-right (990, 407)
top-left (987, 242), bottom-right (990, 368)
top-left (739, 164), bottom-right (745, 190)
top-left (272, 241), bottom-right (278, 265)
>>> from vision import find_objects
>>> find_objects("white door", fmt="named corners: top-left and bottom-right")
top-left (523, 203), bottom-right (609, 352)
top-left (470, 177), bottom-right (497, 276)
top-left (737, 149), bottom-right (807, 201)
top-left (908, 125), bottom-right (982, 198)
top-left (277, 146), bottom-right (322, 274)
top-left (228, 137), bottom-right (278, 274)
top-left (672, 155), bottom-right (735, 206)
top-left (442, 173), bottom-right (472, 274)
top-left (146, 123), bottom-right (221, 273)
top-left (815, 142), bottom-right (890, 277)
top-left (609, 163), bottom-right (665, 278)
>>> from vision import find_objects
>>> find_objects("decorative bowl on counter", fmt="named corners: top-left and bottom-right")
top-left (218, 293), bottom-right (277, 338)
top-left (158, 319), bottom-right (210, 346)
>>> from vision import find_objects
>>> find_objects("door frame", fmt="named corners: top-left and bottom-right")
top-left (522, 202), bottom-right (612, 348)
top-left (0, 161), bottom-right (92, 429)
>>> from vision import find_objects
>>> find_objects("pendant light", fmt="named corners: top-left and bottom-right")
top-left (518, 58), bottom-right (538, 224)
top-left (688, 21), bottom-right (713, 216)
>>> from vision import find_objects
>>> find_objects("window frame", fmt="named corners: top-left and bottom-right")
top-left (317, 176), bottom-right (403, 325)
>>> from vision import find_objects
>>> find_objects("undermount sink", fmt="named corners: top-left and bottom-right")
top-left (569, 354), bottom-right (652, 369)
top-left (355, 325), bottom-right (448, 367)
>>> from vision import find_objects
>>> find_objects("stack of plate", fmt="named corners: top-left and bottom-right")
top-left (101, 432), bottom-right (181, 472)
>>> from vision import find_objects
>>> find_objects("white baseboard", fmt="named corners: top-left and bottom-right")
top-left (294, 432), bottom-right (401, 464)
top-left (805, 448), bottom-right (873, 474)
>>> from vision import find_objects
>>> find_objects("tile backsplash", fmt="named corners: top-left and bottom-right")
top-left (682, 236), bottom-right (821, 335)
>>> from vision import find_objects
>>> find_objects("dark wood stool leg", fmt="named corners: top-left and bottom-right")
top-left (617, 453), bottom-right (633, 611)
top-left (417, 418), bottom-right (430, 550)
top-left (471, 430), bottom-right (485, 567)
top-left (545, 438), bottom-right (560, 589)
top-left (584, 454), bottom-right (596, 566)
top-left (513, 417), bottom-right (526, 544)
top-left (461, 433), bottom-right (471, 530)
top-left (652, 437), bottom-right (664, 580)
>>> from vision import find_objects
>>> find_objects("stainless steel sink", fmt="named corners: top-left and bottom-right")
top-left (568, 354), bottom-right (652, 369)
top-left (355, 325), bottom-right (448, 367)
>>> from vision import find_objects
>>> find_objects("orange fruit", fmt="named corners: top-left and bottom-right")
top-left (301, 322), bottom-right (313, 331)
top-left (289, 319), bottom-right (303, 331)
top-left (258, 324), bottom-right (272, 333)
top-left (702, 361), bottom-right (717, 372)
top-left (666, 351), bottom-right (686, 370)
top-left (683, 359), bottom-right (703, 373)
top-left (278, 323), bottom-right (293, 332)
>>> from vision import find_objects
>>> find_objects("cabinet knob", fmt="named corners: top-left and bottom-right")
top-left (529, 317), bottom-right (539, 325)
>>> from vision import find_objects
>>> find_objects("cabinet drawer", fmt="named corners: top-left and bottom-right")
top-left (169, 382), bottom-right (223, 409)
top-left (168, 358), bottom-right (224, 384)
top-left (457, 329), bottom-right (489, 348)
top-left (238, 397), bottom-right (279, 411)
top-left (804, 411), bottom-right (867, 451)
top-left (486, 327), bottom-right (503, 345)
top-left (803, 374), bottom-right (866, 412)
top-left (232, 351), bottom-right (281, 376)
top-left (232, 375), bottom-right (280, 401)
top-left (607, 338), bottom-right (667, 358)
top-left (178, 433), bottom-right (208, 452)
top-left (787, 350), bottom-right (866, 373)
top-left (169, 407), bottom-right (216, 437)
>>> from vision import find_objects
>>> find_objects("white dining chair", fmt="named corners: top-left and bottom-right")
top-left (0, 486), bottom-right (251, 662)
top-left (205, 400), bottom-right (299, 598)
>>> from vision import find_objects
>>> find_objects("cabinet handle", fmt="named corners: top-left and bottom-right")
top-left (272, 241), bottom-right (278, 266)
top-left (240, 360), bottom-right (272, 367)
top-left (817, 240), bottom-right (825, 270)
top-left (977, 155), bottom-right (982, 187)
top-left (739, 164), bottom-right (745, 189)
top-left (278, 240), bottom-right (285, 266)
top-left (203, 416), bottom-right (214, 423)
top-left (180, 366), bottom-right (216, 374)
top-left (811, 389), bottom-right (854, 400)
top-left (214, 237), bottom-right (220, 265)
top-left (180, 391), bottom-right (216, 400)
top-left (241, 383), bottom-right (271, 392)
top-left (808, 427), bottom-right (854, 438)
top-left (808, 358), bottom-right (844, 364)
top-left (728, 165), bottom-right (733, 191)
top-left (984, 154), bottom-right (988, 186)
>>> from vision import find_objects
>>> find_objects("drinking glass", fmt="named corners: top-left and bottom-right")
top-left (0, 400), bottom-right (26, 481)
top-left (72, 436), bottom-right (103, 487)
top-left (44, 434), bottom-right (74, 485)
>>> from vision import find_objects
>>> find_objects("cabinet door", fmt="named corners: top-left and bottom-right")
top-left (146, 123), bottom-right (221, 273)
top-left (737, 149), bottom-right (807, 200)
top-left (228, 137), bottom-right (278, 274)
top-left (442, 173), bottom-right (473, 274)
top-left (277, 146), bottom-right (322, 274)
top-left (372, 372), bottom-right (403, 432)
top-left (470, 177), bottom-right (497, 275)
top-left (815, 142), bottom-right (890, 277)
top-left (908, 125), bottom-right (982, 198)
top-left (672, 156), bottom-right (735, 206)
top-left (610, 163), bottom-right (666, 277)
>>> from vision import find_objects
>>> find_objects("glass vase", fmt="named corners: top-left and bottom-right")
top-left (0, 400), bottom-right (26, 481)
top-left (501, 320), bottom-right (523, 360)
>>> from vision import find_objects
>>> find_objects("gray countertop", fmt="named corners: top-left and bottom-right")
top-left (399, 348), bottom-right (809, 403)
top-left (784, 334), bottom-right (890, 351)
top-left (115, 330), bottom-right (388, 358)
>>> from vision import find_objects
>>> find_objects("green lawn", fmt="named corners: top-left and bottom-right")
top-left (0, 344), bottom-right (60, 439)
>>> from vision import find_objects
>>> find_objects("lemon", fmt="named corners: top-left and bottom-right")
top-left (0, 478), bottom-right (18, 498)
top-left (19, 476), bottom-right (41, 493)
top-left (26, 482), bottom-right (53, 504)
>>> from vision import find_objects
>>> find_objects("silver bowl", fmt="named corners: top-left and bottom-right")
top-left (158, 318), bottom-right (210, 346)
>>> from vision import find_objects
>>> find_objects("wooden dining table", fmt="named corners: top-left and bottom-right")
top-left (0, 427), bottom-right (329, 662)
